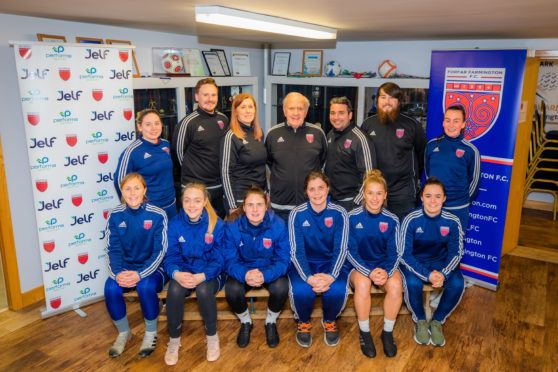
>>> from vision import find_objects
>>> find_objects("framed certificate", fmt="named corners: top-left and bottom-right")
top-left (272, 52), bottom-right (291, 76)
top-left (302, 50), bottom-right (323, 76)
top-left (37, 34), bottom-right (66, 42)
top-left (202, 51), bottom-right (226, 76)
top-left (183, 49), bottom-right (205, 76)
top-left (232, 52), bottom-right (251, 76)
top-left (210, 49), bottom-right (231, 76)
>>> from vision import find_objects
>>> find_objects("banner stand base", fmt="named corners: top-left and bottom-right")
top-left (41, 296), bottom-right (103, 319)
top-left (463, 275), bottom-right (499, 291)
top-left (73, 308), bottom-right (87, 317)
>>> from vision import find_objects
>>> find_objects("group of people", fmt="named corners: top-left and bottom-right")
top-left (105, 78), bottom-right (481, 364)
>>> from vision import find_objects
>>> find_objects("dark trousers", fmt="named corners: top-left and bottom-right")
top-left (225, 276), bottom-right (289, 315)
top-left (207, 186), bottom-right (226, 219)
top-left (387, 197), bottom-right (417, 222)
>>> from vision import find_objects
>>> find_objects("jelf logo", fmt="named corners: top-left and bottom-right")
top-left (115, 131), bottom-right (135, 142)
top-left (64, 154), bottom-right (89, 167)
top-left (18, 46), bottom-right (31, 59)
top-left (96, 172), bottom-right (114, 183)
top-left (35, 179), bottom-right (48, 192)
top-left (21, 68), bottom-right (49, 80)
top-left (57, 90), bottom-right (82, 101)
top-left (29, 136), bottom-right (56, 149)
top-left (37, 198), bottom-right (64, 211)
top-left (85, 49), bottom-right (109, 59)
top-left (109, 70), bottom-right (131, 79)
top-left (443, 67), bottom-right (505, 141)
top-left (71, 213), bottom-right (94, 226)
top-left (77, 270), bottom-right (99, 283)
top-left (27, 112), bottom-right (40, 126)
top-left (91, 111), bottom-right (114, 121)
top-left (43, 240), bottom-right (55, 253)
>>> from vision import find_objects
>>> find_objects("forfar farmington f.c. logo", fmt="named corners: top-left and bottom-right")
top-left (443, 67), bottom-right (505, 141)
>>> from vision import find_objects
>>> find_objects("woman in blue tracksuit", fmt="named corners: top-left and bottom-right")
top-left (220, 93), bottom-right (266, 215)
top-left (348, 169), bottom-right (401, 358)
top-left (163, 183), bottom-right (225, 365)
top-left (288, 171), bottom-right (349, 348)
top-left (104, 172), bottom-right (168, 358)
top-left (424, 105), bottom-right (481, 230)
top-left (114, 108), bottom-right (176, 219)
top-left (223, 185), bottom-right (290, 349)
top-left (399, 177), bottom-right (464, 348)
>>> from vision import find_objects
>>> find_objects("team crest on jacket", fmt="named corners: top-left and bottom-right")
top-left (456, 149), bottom-right (465, 158)
top-left (263, 238), bottom-right (272, 249)
top-left (306, 134), bottom-right (314, 143)
top-left (344, 139), bottom-right (352, 149)
top-left (324, 217), bottom-right (333, 228)
top-left (217, 120), bottom-right (224, 130)
top-left (162, 147), bottom-right (170, 154)
top-left (396, 129), bottom-right (404, 138)
top-left (440, 226), bottom-right (449, 236)
top-left (205, 233), bottom-right (213, 244)
top-left (144, 220), bottom-right (153, 229)
top-left (379, 222), bottom-right (388, 233)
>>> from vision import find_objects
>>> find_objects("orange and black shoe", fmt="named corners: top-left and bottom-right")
top-left (322, 320), bottom-right (339, 346)
top-left (296, 322), bottom-right (312, 347)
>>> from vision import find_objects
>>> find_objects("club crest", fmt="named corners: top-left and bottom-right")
top-left (324, 217), bottom-right (333, 228)
top-left (119, 50), bottom-right (129, 62)
top-left (396, 128), bottom-right (404, 138)
top-left (205, 233), bottom-right (213, 244)
top-left (123, 109), bottom-right (133, 121)
top-left (344, 139), bottom-right (352, 149)
top-left (50, 297), bottom-right (61, 309)
top-left (36, 179), bottom-right (48, 192)
top-left (59, 68), bottom-right (70, 81)
top-left (78, 253), bottom-right (88, 264)
top-left (66, 134), bottom-right (77, 147)
top-left (72, 194), bottom-right (82, 207)
top-left (103, 209), bottom-right (109, 219)
top-left (217, 120), bottom-right (224, 130)
top-left (306, 134), bottom-right (314, 143)
top-left (443, 67), bottom-right (505, 141)
top-left (43, 240), bottom-right (55, 253)
top-left (440, 226), bottom-right (449, 236)
top-left (379, 222), bottom-right (388, 233)
top-left (144, 220), bottom-right (152, 230)
top-left (263, 238), bottom-right (272, 249)
top-left (456, 149), bottom-right (465, 158)
top-left (92, 89), bottom-right (103, 102)
top-left (19, 46), bottom-right (31, 59)
top-left (27, 112), bottom-right (40, 126)
top-left (98, 152), bottom-right (108, 164)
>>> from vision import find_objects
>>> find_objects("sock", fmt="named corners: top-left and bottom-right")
top-left (236, 309), bottom-right (252, 324)
top-left (358, 319), bottom-right (370, 332)
top-left (145, 317), bottom-right (158, 333)
top-left (383, 318), bottom-right (395, 332)
top-left (265, 308), bottom-right (280, 325)
top-left (114, 316), bottom-right (130, 333)
top-left (207, 333), bottom-right (218, 341)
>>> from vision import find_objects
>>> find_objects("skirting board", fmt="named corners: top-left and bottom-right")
top-left (523, 200), bottom-right (554, 212)
top-left (22, 286), bottom-right (44, 308)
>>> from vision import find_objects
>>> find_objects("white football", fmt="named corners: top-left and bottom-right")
top-left (378, 59), bottom-right (397, 78)
top-left (161, 53), bottom-right (184, 73)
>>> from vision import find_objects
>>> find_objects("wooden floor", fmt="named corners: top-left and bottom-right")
top-left (0, 210), bottom-right (557, 372)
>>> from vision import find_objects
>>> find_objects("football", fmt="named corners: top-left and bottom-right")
top-left (324, 60), bottom-right (341, 77)
top-left (378, 59), bottom-right (397, 78)
top-left (161, 53), bottom-right (184, 73)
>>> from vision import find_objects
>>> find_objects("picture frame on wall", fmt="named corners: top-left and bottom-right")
top-left (37, 34), bottom-right (67, 42)
top-left (272, 52), bottom-right (291, 76)
top-left (202, 50), bottom-right (226, 77)
top-left (76, 37), bottom-right (104, 44)
top-left (106, 39), bottom-right (141, 78)
top-left (183, 48), bottom-right (205, 77)
top-left (210, 48), bottom-right (231, 76)
top-left (231, 52), bottom-right (251, 76)
top-left (302, 50), bottom-right (323, 76)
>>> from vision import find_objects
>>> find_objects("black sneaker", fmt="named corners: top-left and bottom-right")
top-left (359, 330), bottom-right (376, 358)
top-left (296, 322), bottom-right (312, 347)
top-left (322, 320), bottom-right (339, 347)
top-left (265, 323), bottom-right (279, 348)
top-left (236, 322), bottom-right (253, 348)
top-left (381, 330), bottom-right (397, 357)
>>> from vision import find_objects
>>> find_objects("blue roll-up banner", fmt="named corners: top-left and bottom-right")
top-left (426, 50), bottom-right (527, 290)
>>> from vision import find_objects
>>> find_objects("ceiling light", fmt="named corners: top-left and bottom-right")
top-left (195, 6), bottom-right (337, 40)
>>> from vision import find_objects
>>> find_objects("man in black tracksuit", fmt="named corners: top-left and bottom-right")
top-left (172, 78), bottom-right (229, 218)
top-left (325, 97), bottom-right (376, 211)
top-left (265, 92), bottom-right (327, 222)
top-left (360, 82), bottom-right (427, 221)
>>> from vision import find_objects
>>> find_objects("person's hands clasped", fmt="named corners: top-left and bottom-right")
top-left (308, 273), bottom-right (334, 293)
top-left (429, 270), bottom-right (445, 288)
top-left (116, 271), bottom-right (140, 288)
top-left (245, 269), bottom-right (264, 287)
top-left (175, 272), bottom-right (206, 289)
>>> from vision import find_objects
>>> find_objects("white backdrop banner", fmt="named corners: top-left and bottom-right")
top-left (12, 41), bottom-right (136, 318)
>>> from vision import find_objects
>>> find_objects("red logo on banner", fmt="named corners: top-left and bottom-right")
top-left (144, 220), bottom-right (152, 229)
top-left (119, 50), bottom-right (129, 62)
top-left (36, 179), bottom-right (48, 192)
top-left (43, 240), bottom-right (55, 253)
top-left (324, 217), bottom-right (333, 227)
top-left (92, 89), bottom-right (103, 101)
top-left (59, 68), bottom-right (70, 81)
top-left (217, 120), bottom-right (224, 130)
top-left (379, 222), bottom-right (388, 233)
top-left (263, 238), bottom-right (272, 249)
top-left (66, 134), bottom-right (77, 147)
top-left (27, 112), bottom-right (40, 126)
top-left (456, 149), bottom-right (465, 158)
top-left (72, 194), bottom-right (83, 207)
top-left (103, 209), bottom-right (109, 219)
top-left (396, 129), bottom-right (404, 138)
top-left (98, 152), bottom-right (108, 164)
top-left (78, 253), bottom-right (88, 264)
top-left (205, 233), bottom-right (213, 244)
top-left (306, 134), bottom-right (314, 143)
top-left (19, 47), bottom-right (31, 59)
top-left (344, 139), bottom-right (352, 149)
top-left (50, 297), bottom-right (61, 309)
top-left (123, 109), bottom-right (133, 121)
top-left (440, 226), bottom-right (449, 236)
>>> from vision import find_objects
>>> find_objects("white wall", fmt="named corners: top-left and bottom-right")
top-left (0, 13), bottom-right (263, 292)
top-left (1, 12), bottom-right (557, 293)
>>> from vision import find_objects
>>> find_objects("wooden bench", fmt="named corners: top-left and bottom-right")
top-left (124, 284), bottom-right (434, 321)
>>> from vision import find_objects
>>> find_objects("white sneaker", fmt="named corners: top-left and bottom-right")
top-left (138, 331), bottom-right (157, 357)
top-left (165, 338), bottom-right (181, 366)
top-left (206, 334), bottom-right (220, 362)
top-left (109, 331), bottom-right (131, 358)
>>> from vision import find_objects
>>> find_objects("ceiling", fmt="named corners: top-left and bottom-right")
top-left (2, 0), bottom-right (558, 46)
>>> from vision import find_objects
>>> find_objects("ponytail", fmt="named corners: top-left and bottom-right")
top-left (361, 169), bottom-right (388, 206)
top-left (182, 183), bottom-right (217, 235)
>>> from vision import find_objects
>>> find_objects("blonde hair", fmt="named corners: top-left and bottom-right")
top-left (119, 172), bottom-right (147, 204)
top-left (182, 183), bottom-right (218, 234)
top-left (361, 170), bottom-right (387, 206)
top-left (229, 93), bottom-right (263, 140)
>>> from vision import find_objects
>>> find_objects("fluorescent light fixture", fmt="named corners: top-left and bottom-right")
top-left (195, 6), bottom-right (337, 40)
